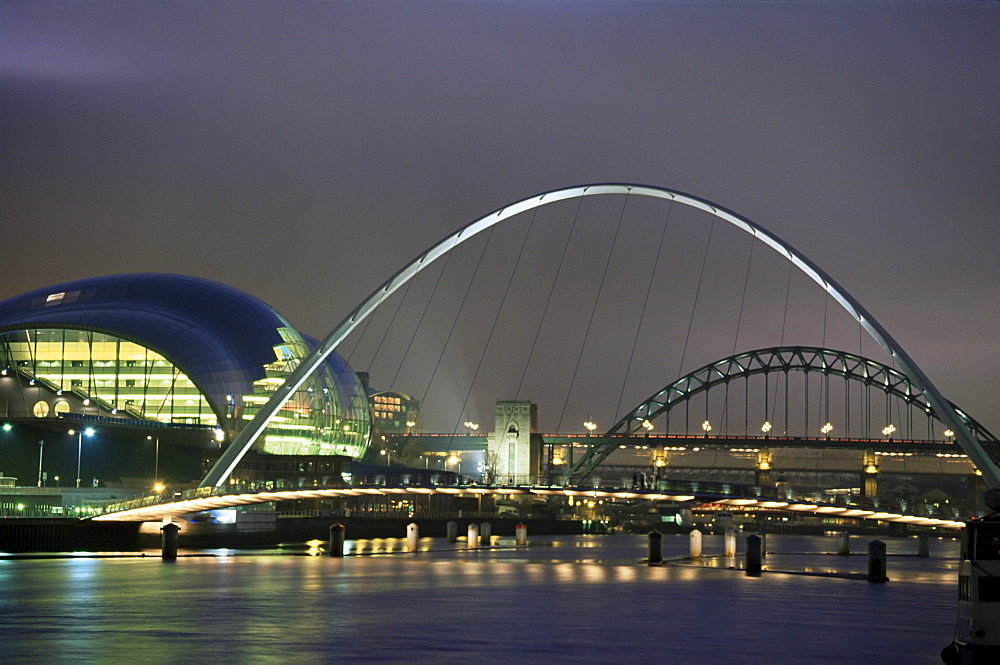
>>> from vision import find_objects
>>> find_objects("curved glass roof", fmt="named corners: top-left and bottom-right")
top-left (0, 274), bottom-right (366, 435)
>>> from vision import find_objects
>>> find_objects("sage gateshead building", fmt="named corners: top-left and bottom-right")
top-left (0, 274), bottom-right (371, 468)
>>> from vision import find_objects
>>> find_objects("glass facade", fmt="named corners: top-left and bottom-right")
top-left (0, 274), bottom-right (373, 463)
top-left (0, 326), bottom-right (370, 458)
top-left (245, 327), bottom-right (370, 457)
top-left (3, 328), bottom-right (211, 423)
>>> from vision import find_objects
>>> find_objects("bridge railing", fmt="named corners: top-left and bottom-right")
top-left (92, 472), bottom-right (971, 523)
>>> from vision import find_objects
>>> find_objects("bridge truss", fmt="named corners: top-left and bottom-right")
top-left (565, 346), bottom-right (1000, 482)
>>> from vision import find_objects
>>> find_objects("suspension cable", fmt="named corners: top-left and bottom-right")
top-left (676, 217), bottom-right (717, 381)
top-left (510, 197), bottom-right (586, 404)
top-left (613, 201), bottom-right (674, 423)
top-left (385, 248), bottom-right (457, 391)
top-left (416, 229), bottom-right (496, 426)
top-left (555, 193), bottom-right (631, 433)
top-left (450, 207), bottom-right (542, 440)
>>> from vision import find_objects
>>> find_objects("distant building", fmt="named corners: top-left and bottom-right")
top-left (369, 390), bottom-right (420, 438)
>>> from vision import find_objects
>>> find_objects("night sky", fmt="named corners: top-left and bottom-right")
top-left (3, 2), bottom-right (997, 435)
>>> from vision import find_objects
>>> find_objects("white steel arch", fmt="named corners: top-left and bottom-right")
top-left (201, 184), bottom-right (999, 488)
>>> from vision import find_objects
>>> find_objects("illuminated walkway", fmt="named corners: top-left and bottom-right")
top-left (92, 480), bottom-right (964, 529)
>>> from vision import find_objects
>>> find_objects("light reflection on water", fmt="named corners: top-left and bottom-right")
top-left (0, 534), bottom-right (960, 663)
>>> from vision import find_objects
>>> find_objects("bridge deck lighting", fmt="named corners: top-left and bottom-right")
top-left (583, 421), bottom-right (597, 432)
top-left (641, 420), bottom-right (654, 431)
top-left (463, 421), bottom-right (479, 432)
top-left (761, 421), bottom-right (772, 434)
top-left (821, 423), bottom-right (833, 436)
top-left (701, 420), bottom-right (712, 433)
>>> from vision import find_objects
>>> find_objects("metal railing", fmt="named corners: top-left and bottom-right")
top-left (89, 472), bottom-right (972, 523)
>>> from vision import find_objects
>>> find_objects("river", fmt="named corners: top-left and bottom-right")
top-left (0, 533), bottom-right (959, 663)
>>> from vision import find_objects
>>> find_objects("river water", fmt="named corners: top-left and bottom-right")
top-left (0, 533), bottom-right (959, 663)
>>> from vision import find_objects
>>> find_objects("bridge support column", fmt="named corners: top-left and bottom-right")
top-left (746, 534), bottom-right (762, 577)
top-left (160, 522), bottom-right (180, 561)
top-left (867, 540), bottom-right (888, 583)
top-left (756, 449), bottom-right (773, 487)
top-left (329, 523), bottom-right (345, 557)
top-left (862, 450), bottom-right (879, 498)
top-left (689, 529), bottom-right (703, 558)
top-left (647, 530), bottom-right (663, 564)
top-left (407, 523), bottom-right (419, 552)
top-left (467, 523), bottom-right (479, 549)
top-left (724, 528), bottom-right (737, 558)
top-left (489, 401), bottom-right (539, 483)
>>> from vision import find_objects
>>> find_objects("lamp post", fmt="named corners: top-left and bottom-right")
top-left (147, 435), bottom-right (160, 489)
top-left (380, 448), bottom-right (391, 466)
top-left (37, 439), bottom-right (45, 487)
top-left (70, 427), bottom-right (95, 488)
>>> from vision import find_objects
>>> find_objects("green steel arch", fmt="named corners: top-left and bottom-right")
top-left (565, 346), bottom-right (1000, 480)
top-left (201, 184), bottom-right (999, 488)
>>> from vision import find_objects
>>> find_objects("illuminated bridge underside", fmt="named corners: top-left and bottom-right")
top-left (566, 346), bottom-right (1000, 481)
top-left (91, 485), bottom-right (964, 530)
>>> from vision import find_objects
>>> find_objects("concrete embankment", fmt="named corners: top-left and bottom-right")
top-left (1, 516), bottom-right (583, 552)
top-left (0, 519), bottom-right (141, 553)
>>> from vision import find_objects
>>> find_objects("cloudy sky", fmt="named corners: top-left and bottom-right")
top-left (3, 1), bottom-right (997, 434)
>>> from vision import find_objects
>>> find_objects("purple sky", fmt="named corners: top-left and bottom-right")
top-left (2, 1), bottom-right (997, 434)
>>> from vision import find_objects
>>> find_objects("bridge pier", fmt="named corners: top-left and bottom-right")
top-left (755, 449), bottom-right (773, 487)
top-left (489, 401), bottom-right (541, 483)
top-left (862, 450), bottom-right (879, 498)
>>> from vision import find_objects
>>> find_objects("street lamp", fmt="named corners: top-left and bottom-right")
top-left (882, 424), bottom-right (896, 440)
top-left (463, 421), bottom-right (479, 433)
top-left (761, 421), bottom-right (772, 436)
top-left (701, 420), bottom-right (712, 437)
top-left (380, 448), bottom-right (391, 466)
top-left (821, 422), bottom-right (833, 439)
top-left (641, 420), bottom-right (654, 432)
top-left (37, 439), bottom-right (45, 487)
top-left (147, 435), bottom-right (160, 489)
top-left (583, 421), bottom-right (597, 433)
top-left (69, 427), bottom-right (95, 488)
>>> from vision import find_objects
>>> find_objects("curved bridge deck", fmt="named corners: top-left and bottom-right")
top-left (92, 480), bottom-right (965, 530)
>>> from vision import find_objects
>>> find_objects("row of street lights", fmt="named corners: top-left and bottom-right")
top-left (29, 428), bottom-right (165, 492)
top-left (67, 427), bottom-right (95, 488)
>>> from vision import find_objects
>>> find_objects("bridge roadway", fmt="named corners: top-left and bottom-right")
top-left (91, 477), bottom-right (965, 530)
top-left (397, 432), bottom-right (971, 454)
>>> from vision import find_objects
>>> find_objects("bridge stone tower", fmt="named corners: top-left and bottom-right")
top-left (488, 400), bottom-right (540, 483)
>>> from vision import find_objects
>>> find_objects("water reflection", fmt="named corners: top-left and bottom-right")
top-left (0, 534), bottom-right (962, 663)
